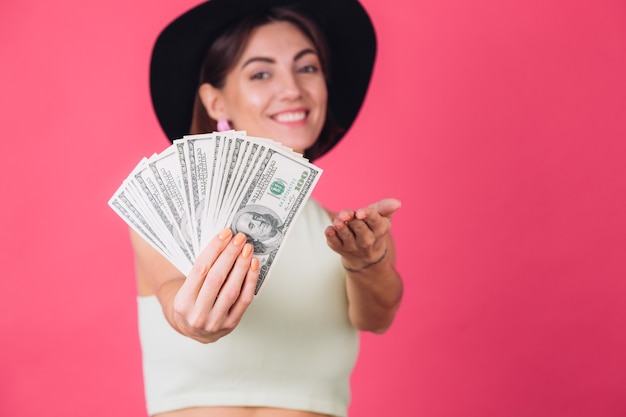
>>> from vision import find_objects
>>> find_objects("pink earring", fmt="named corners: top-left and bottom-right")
top-left (217, 117), bottom-right (231, 132)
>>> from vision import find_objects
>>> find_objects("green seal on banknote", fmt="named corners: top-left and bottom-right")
top-left (269, 180), bottom-right (286, 196)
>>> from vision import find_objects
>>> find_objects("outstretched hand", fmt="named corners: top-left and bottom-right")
top-left (325, 198), bottom-right (401, 272)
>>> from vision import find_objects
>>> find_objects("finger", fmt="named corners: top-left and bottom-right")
top-left (355, 204), bottom-right (377, 220)
top-left (332, 209), bottom-right (355, 230)
top-left (346, 218), bottom-right (377, 248)
top-left (334, 218), bottom-right (357, 249)
top-left (211, 243), bottom-right (254, 319)
top-left (194, 232), bottom-right (248, 316)
top-left (363, 198), bottom-right (402, 219)
top-left (177, 228), bottom-right (233, 304)
top-left (325, 225), bottom-right (345, 251)
top-left (223, 256), bottom-right (259, 330)
top-left (355, 208), bottom-right (390, 238)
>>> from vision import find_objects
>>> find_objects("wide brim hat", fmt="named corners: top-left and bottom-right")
top-left (150, 0), bottom-right (376, 159)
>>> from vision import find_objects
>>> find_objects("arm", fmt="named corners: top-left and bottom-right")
top-left (130, 227), bottom-right (259, 343)
top-left (325, 198), bottom-right (404, 334)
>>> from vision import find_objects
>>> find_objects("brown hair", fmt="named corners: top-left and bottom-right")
top-left (189, 7), bottom-right (343, 161)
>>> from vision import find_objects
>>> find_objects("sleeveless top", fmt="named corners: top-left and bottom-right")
top-left (137, 199), bottom-right (360, 416)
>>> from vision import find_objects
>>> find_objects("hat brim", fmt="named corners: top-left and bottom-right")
top-left (150, 0), bottom-right (376, 158)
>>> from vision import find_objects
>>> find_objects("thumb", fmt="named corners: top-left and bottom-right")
top-left (371, 198), bottom-right (402, 218)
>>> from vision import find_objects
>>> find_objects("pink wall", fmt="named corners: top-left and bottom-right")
top-left (1, 0), bottom-right (625, 416)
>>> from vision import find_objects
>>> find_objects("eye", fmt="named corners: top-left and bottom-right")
top-left (298, 64), bottom-right (318, 74)
top-left (250, 71), bottom-right (270, 80)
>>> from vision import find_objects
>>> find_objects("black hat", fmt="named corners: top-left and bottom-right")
top-left (150, 0), bottom-right (376, 159)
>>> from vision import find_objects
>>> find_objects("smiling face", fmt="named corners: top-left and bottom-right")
top-left (200, 21), bottom-right (328, 154)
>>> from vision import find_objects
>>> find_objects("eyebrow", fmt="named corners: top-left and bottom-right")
top-left (241, 48), bottom-right (317, 69)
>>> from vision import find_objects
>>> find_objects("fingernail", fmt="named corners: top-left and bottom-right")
top-left (242, 243), bottom-right (253, 258)
top-left (219, 228), bottom-right (232, 240)
top-left (233, 232), bottom-right (247, 246)
top-left (251, 258), bottom-right (259, 272)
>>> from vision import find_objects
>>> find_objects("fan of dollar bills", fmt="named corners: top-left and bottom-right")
top-left (108, 131), bottom-right (322, 293)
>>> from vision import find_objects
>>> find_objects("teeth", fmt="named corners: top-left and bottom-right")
top-left (275, 111), bottom-right (306, 122)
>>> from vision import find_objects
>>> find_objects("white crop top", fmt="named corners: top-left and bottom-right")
top-left (137, 199), bottom-right (359, 416)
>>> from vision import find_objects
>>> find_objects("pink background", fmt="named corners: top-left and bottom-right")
top-left (1, 0), bottom-right (625, 416)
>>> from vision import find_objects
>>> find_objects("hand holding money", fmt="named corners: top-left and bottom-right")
top-left (109, 131), bottom-right (322, 294)
top-left (168, 228), bottom-right (259, 343)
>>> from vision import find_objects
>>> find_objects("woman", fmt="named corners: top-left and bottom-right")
top-left (132, 0), bottom-right (403, 416)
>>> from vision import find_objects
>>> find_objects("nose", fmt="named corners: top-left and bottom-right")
top-left (276, 72), bottom-right (302, 101)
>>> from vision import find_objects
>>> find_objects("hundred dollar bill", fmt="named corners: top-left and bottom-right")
top-left (108, 159), bottom-right (193, 274)
top-left (213, 133), bottom-right (254, 229)
top-left (218, 137), bottom-right (258, 228)
top-left (227, 146), bottom-right (322, 293)
top-left (212, 132), bottom-right (236, 227)
top-left (132, 156), bottom-right (195, 266)
top-left (178, 133), bottom-right (217, 253)
top-left (203, 132), bottom-right (228, 239)
top-left (148, 146), bottom-right (196, 258)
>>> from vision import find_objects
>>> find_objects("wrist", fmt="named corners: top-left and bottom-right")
top-left (342, 248), bottom-right (388, 273)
